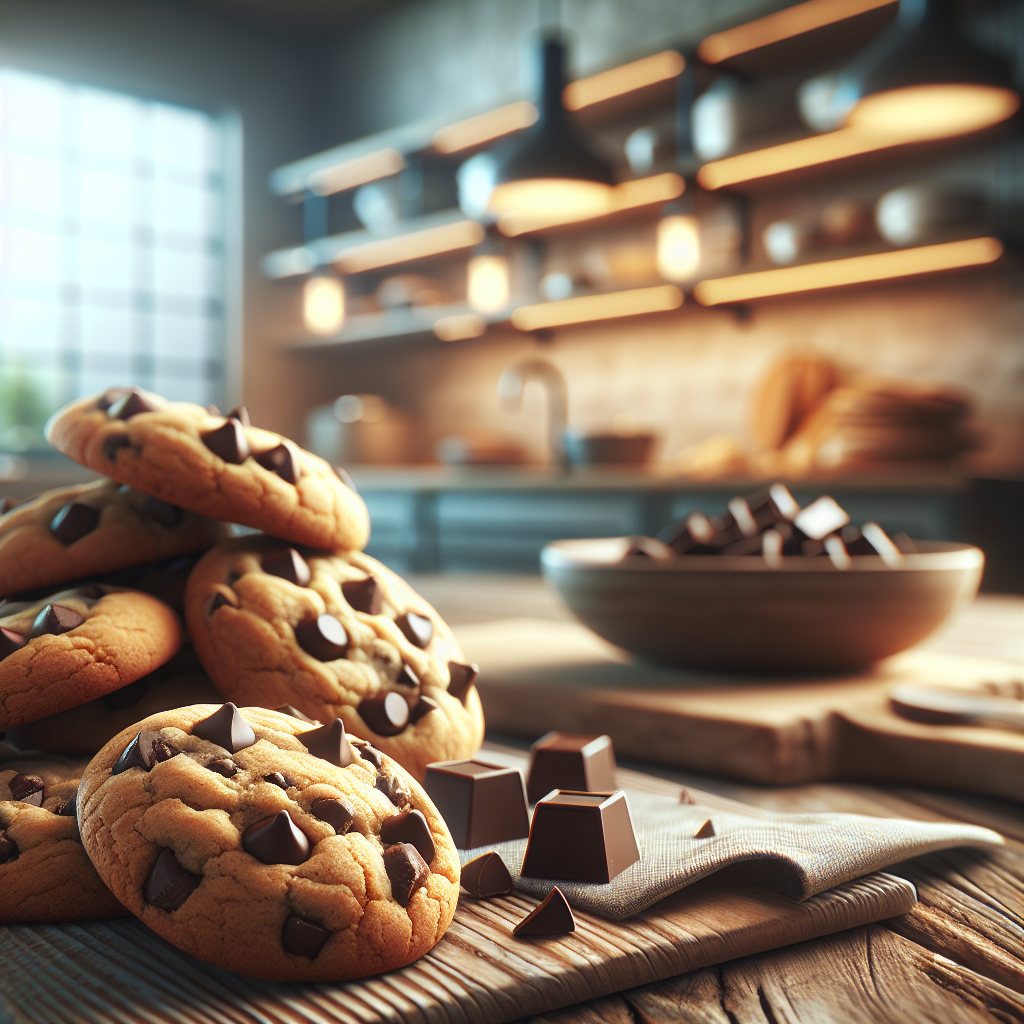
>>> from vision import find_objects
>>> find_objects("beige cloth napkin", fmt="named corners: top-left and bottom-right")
top-left (458, 790), bottom-right (1003, 920)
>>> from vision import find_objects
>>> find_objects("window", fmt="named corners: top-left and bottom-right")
top-left (0, 68), bottom-right (228, 451)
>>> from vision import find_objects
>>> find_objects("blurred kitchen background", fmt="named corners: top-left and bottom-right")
top-left (0, 0), bottom-right (1021, 589)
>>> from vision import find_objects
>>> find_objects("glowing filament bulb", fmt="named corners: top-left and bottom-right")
top-left (303, 275), bottom-right (345, 336)
top-left (467, 254), bottom-right (510, 314)
top-left (657, 215), bottom-right (701, 282)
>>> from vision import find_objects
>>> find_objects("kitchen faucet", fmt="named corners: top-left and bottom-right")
top-left (497, 358), bottom-right (568, 472)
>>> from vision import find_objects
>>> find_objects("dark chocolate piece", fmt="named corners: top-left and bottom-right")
top-left (382, 842), bottom-right (430, 906)
top-left (410, 696), bottom-right (439, 723)
top-left (423, 760), bottom-right (530, 849)
top-left (526, 732), bottom-right (617, 804)
top-left (521, 790), bottom-right (639, 884)
top-left (357, 744), bottom-right (382, 770)
top-left (396, 664), bottom-right (420, 688)
top-left (0, 628), bottom-right (26, 660)
top-left (512, 886), bottom-right (575, 936)
top-left (396, 612), bottom-right (433, 649)
top-left (209, 591), bottom-right (235, 613)
top-left (263, 772), bottom-right (291, 789)
top-left (461, 851), bottom-right (514, 897)
top-left (262, 548), bottom-right (311, 587)
top-left (107, 388), bottom-right (156, 420)
top-left (30, 604), bottom-right (85, 638)
top-left (341, 576), bottom-right (383, 615)
top-left (102, 433), bottom-right (131, 461)
top-left (295, 614), bottom-right (348, 661)
top-left (694, 819), bottom-right (715, 838)
top-left (49, 502), bottom-right (100, 544)
top-left (274, 704), bottom-right (318, 724)
top-left (140, 495), bottom-right (183, 528)
top-left (379, 809), bottom-right (435, 863)
top-left (9, 773), bottom-right (44, 806)
top-left (299, 718), bottom-right (356, 768)
top-left (226, 406), bottom-right (250, 427)
top-left (254, 443), bottom-right (300, 484)
top-left (192, 703), bottom-right (257, 753)
top-left (201, 419), bottom-right (250, 464)
top-left (58, 797), bottom-right (78, 817)
top-left (143, 847), bottom-right (202, 911)
top-left (242, 811), bottom-right (311, 865)
top-left (447, 662), bottom-right (478, 703)
top-left (208, 758), bottom-right (240, 778)
top-left (0, 831), bottom-right (20, 864)
top-left (358, 692), bottom-right (409, 737)
top-left (111, 729), bottom-right (179, 775)
top-left (793, 496), bottom-right (850, 541)
top-left (282, 914), bottom-right (330, 958)
top-left (97, 387), bottom-right (131, 411)
top-left (311, 797), bottom-right (354, 835)
top-left (377, 770), bottom-right (411, 807)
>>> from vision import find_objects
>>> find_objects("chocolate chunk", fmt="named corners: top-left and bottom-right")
top-left (97, 387), bottom-right (131, 411)
top-left (108, 388), bottom-right (156, 420)
top-left (679, 788), bottom-right (695, 805)
top-left (358, 692), bottom-right (409, 737)
top-left (380, 809), bottom-right (435, 863)
top-left (227, 406), bottom-right (250, 427)
top-left (30, 605), bottom-right (85, 638)
top-left (447, 662), bottom-right (479, 703)
top-left (49, 502), bottom-right (100, 544)
top-left (262, 548), bottom-right (311, 587)
top-left (100, 675), bottom-right (154, 711)
top-left (102, 433), bottom-right (132, 461)
top-left (254, 443), bottom-right (300, 484)
top-left (382, 842), bottom-right (430, 906)
top-left (295, 614), bottom-right (349, 661)
top-left (410, 696), bottom-right (439, 723)
top-left (0, 831), bottom-right (20, 864)
top-left (282, 914), bottom-right (330, 958)
top-left (341, 576), bottom-right (382, 615)
top-left (396, 664), bottom-right (420, 688)
top-left (143, 847), bottom-right (201, 911)
top-left (192, 703), bottom-right (257, 753)
top-left (461, 851), bottom-right (514, 898)
top-left (521, 790), bottom-right (639, 884)
top-left (58, 796), bottom-right (78, 817)
top-left (9, 773), bottom-right (44, 806)
top-left (139, 495), bottom-right (183, 528)
top-left (209, 591), bottom-right (236, 614)
top-left (396, 612), bottom-right (433, 649)
top-left (694, 819), bottom-right (715, 838)
top-left (201, 419), bottom-right (250, 464)
top-left (376, 769), bottom-right (411, 807)
top-left (311, 797), bottom-right (354, 835)
top-left (299, 718), bottom-right (356, 768)
top-left (242, 810), bottom-right (310, 865)
top-left (274, 704), bottom-right (318, 724)
top-left (357, 744), bottom-right (382, 770)
top-left (526, 732), bottom-right (617, 804)
top-left (111, 729), bottom-right (179, 775)
top-left (423, 760), bottom-right (530, 849)
top-left (793, 495), bottom-right (850, 541)
top-left (263, 772), bottom-right (291, 789)
top-left (208, 758), bottom-right (239, 778)
top-left (0, 628), bottom-right (26, 660)
top-left (512, 887), bottom-right (575, 936)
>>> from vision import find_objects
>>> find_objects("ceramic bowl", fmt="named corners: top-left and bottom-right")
top-left (541, 537), bottom-right (984, 673)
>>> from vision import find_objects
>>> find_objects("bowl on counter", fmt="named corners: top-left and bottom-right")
top-left (563, 431), bottom-right (656, 466)
top-left (541, 537), bottom-right (984, 673)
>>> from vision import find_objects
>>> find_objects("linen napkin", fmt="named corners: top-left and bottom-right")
top-left (458, 789), bottom-right (1003, 921)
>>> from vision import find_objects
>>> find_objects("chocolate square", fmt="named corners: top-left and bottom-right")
top-left (526, 732), bottom-right (617, 804)
top-left (423, 759), bottom-right (530, 849)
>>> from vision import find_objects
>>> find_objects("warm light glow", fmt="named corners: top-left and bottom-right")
top-left (487, 178), bottom-right (612, 219)
top-left (692, 237), bottom-right (1003, 305)
top-left (511, 285), bottom-right (683, 331)
top-left (846, 84), bottom-right (1020, 138)
top-left (698, 0), bottom-right (894, 64)
top-left (563, 51), bottom-right (685, 110)
top-left (466, 255), bottom-right (510, 314)
top-left (497, 172), bottom-right (684, 235)
top-left (657, 215), bottom-right (701, 282)
top-left (334, 220), bottom-right (485, 273)
top-left (432, 101), bottom-right (538, 154)
top-left (307, 149), bottom-right (406, 197)
top-left (303, 275), bottom-right (345, 335)
top-left (433, 313), bottom-right (488, 341)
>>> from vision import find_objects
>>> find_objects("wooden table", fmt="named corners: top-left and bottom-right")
top-left (410, 577), bottom-right (1024, 1024)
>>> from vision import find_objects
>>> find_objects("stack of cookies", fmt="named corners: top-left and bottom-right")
top-left (0, 386), bottom-right (481, 979)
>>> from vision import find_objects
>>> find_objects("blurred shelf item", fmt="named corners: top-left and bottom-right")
top-left (510, 285), bottom-right (683, 331)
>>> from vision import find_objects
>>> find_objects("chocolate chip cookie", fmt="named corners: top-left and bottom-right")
top-left (184, 537), bottom-right (484, 781)
top-left (45, 388), bottom-right (369, 552)
top-left (0, 479), bottom-right (231, 598)
top-left (1, 752), bottom-right (128, 922)
top-left (0, 585), bottom-right (183, 730)
top-left (78, 703), bottom-right (460, 981)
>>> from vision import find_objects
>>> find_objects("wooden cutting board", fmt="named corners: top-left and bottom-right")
top-left (457, 618), bottom-right (1024, 801)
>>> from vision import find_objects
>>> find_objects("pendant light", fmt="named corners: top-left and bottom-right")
top-left (303, 271), bottom-right (345, 336)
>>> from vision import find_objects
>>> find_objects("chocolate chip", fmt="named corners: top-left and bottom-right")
top-left (58, 796), bottom-right (78, 817)
top-left (140, 495), bottom-right (183, 528)
top-left (201, 419), bottom-right (250, 464)
top-left (377, 770), bottom-right (411, 807)
top-left (100, 675), bottom-right (154, 711)
top-left (694, 819), bottom-right (715, 838)
top-left (30, 604), bottom-right (85, 638)
top-left (111, 730), bottom-right (179, 775)
top-left (9, 773), bottom-right (44, 806)
top-left (358, 692), bottom-right (409, 737)
top-left (0, 628), bottom-right (26, 660)
top-left (263, 772), bottom-right (291, 789)
top-left (0, 831), bottom-right (19, 864)
top-left (382, 843), bottom-right (430, 906)
top-left (380, 809), bottom-right (435, 864)
top-left (192, 703), bottom-right (257, 753)
top-left (209, 591), bottom-right (236, 614)
top-left (143, 848), bottom-right (202, 911)
top-left (512, 886), bottom-right (575, 936)
top-left (295, 614), bottom-right (348, 661)
top-left (410, 696), bottom-right (439, 723)
top-left (208, 758), bottom-right (239, 778)
top-left (49, 502), bottom-right (100, 545)
top-left (254, 443), bottom-right (300, 485)
top-left (262, 548), bottom-right (311, 587)
top-left (299, 719), bottom-right (356, 768)
top-left (461, 851), bottom-right (514, 897)
top-left (396, 612), bottom-right (433, 649)
top-left (282, 914), bottom-right (330, 958)
top-left (102, 433), bottom-right (132, 461)
top-left (447, 662), bottom-right (479, 703)
top-left (227, 406), bottom-right (250, 427)
top-left (679, 788), bottom-right (695, 805)
top-left (311, 797), bottom-right (355, 834)
top-left (274, 705), bottom-right (318, 724)
top-left (107, 388), bottom-right (156, 420)
top-left (341, 577), bottom-right (382, 615)
top-left (97, 387), bottom-right (131, 411)
top-left (396, 664), bottom-right (420, 688)
top-left (357, 744), bottom-right (382, 770)
top-left (242, 811), bottom-right (310, 865)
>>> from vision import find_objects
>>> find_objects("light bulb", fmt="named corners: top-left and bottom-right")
top-left (303, 275), bottom-right (345, 336)
top-left (657, 215), bottom-right (701, 282)
top-left (466, 255), bottom-right (510, 314)
top-left (487, 179), bottom-right (612, 219)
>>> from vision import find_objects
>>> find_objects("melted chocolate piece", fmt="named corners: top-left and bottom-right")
top-left (226, 406), bottom-right (250, 427)
top-left (140, 495), bottom-right (183, 529)
top-left (102, 433), bottom-right (132, 461)
top-left (0, 628), bottom-right (27, 660)
top-left (192, 703), bottom-right (257, 753)
top-left (358, 692), bottom-right (409, 737)
top-left (282, 914), bottom-right (329, 958)
top-left (382, 843), bottom-right (429, 906)
top-left (311, 797), bottom-right (354, 834)
top-left (30, 605), bottom-right (85, 638)
top-left (242, 811), bottom-right (310, 865)
top-left (512, 887), bottom-right (575, 936)
top-left (447, 662), bottom-right (479, 703)
top-left (201, 419), bottom-right (250, 464)
top-left (143, 848), bottom-right (201, 911)
top-left (97, 387), bottom-right (131, 411)
top-left (341, 577), bottom-right (382, 615)
top-left (379, 809), bottom-right (434, 863)
top-left (378, 770), bottom-right (411, 807)
top-left (396, 612), bottom-right (433, 649)
top-left (207, 758), bottom-right (239, 778)
top-left (410, 696), bottom-right (438, 723)
top-left (262, 549), bottom-right (311, 587)
top-left (254, 443), bottom-right (299, 484)
top-left (694, 819), bottom-right (715, 838)
top-left (295, 614), bottom-right (349, 661)
top-left (461, 852), bottom-right (514, 897)
top-left (111, 730), bottom-right (179, 775)
top-left (0, 831), bottom-right (20, 864)
top-left (9, 773), bottom-right (44, 806)
top-left (357, 744), bottom-right (382, 770)
top-left (49, 502), bottom-right (100, 545)
top-left (107, 388), bottom-right (156, 420)
top-left (396, 664), bottom-right (420, 688)
top-left (299, 719), bottom-right (356, 768)
top-left (263, 772), bottom-right (291, 789)
top-left (274, 704), bottom-right (318, 724)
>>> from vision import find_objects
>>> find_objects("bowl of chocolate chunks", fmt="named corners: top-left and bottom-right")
top-left (541, 483), bottom-right (983, 673)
